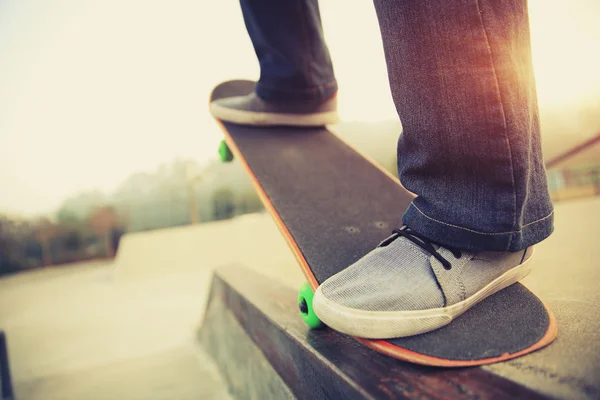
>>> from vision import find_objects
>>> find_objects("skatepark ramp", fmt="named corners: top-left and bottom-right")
top-left (113, 212), bottom-right (302, 286)
top-left (198, 197), bottom-right (600, 399)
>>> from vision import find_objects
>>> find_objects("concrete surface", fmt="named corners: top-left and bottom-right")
top-left (198, 280), bottom-right (295, 400)
top-left (0, 260), bottom-right (231, 399)
top-left (114, 212), bottom-right (304, 288)
top-left (0, 211), bottom-right (302, 400)
top-left (485, 196), bottom-right (600, 399)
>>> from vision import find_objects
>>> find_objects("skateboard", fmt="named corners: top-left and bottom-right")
top-left (210, 80), bottom-right (557, 367)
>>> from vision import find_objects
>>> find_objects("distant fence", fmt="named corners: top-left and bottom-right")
top-left (0, 331), bottom-right (14, 400)
top-left (547, 165), bottom-right (600, 202)
top-left (545, 133), bottom-right (600, 170)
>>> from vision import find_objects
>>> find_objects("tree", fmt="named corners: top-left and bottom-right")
top-left (56, 208), bottom-right (80, 224)
top-left (0, 217), bottom-right (21, 274)
top-left (56, 190), bottom-right (108, 222)
top-left (213, 188), bottom-right (235, 221)
top-left (236, 191), bottom-right (263, 215)
top-left (35, 219), bottom-right (56, 266)
top-left (64, 230), bottom-right (82, 252)
top-left (89, 206), bottom-right (120, 258)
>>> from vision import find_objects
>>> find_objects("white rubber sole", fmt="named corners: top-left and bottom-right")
top-left (210, 102), bottom-right (339, 127)
top-left (312, 254), bottom-right (534, 339)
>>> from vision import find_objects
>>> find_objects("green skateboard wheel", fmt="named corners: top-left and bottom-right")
top-left (218, 140), bottom-right (234, 162)
top-left (298, 282), bottom-right (324, 329)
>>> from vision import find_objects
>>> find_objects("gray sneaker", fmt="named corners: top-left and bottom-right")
top-left (312, 227), bottom-right (534, 339)
top-left (209, 91), bottom-right (339, 127)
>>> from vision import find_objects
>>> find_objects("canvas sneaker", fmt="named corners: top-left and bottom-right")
top-left (210, 91), bottom-right (338, 127)
top-left (313, 226), bottom-right (534, 339)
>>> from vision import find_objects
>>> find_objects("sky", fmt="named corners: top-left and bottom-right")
top-left (0, 0), bottom-right (599, 216)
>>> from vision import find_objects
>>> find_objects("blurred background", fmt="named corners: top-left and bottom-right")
top-left (1, 0), bottom-right (599, 273)
top-left (0, 1), bottom-right (599, 399)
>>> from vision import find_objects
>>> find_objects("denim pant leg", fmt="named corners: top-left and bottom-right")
top-left (372, 0), bottom-right (554, 252)
top-left (240, 0), bottom-right (337, 102)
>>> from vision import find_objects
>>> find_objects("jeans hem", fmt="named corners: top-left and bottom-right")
top-left (256, 80), bottom-right (338, 102)
top-left (403, 202), bottom-right (554, 252)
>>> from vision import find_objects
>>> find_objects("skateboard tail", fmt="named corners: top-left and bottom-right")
top-left (357, 299), bottom-right (557, 367)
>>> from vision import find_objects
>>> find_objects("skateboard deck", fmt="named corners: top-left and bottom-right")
top-left (209, 79), bottom-right (557, 367)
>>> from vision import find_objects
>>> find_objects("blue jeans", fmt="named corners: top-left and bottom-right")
top-left (240, 0), bottom-right (554, 252)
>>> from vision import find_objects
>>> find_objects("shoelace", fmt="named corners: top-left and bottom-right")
top-left (379, 226), bottom-right (461, 270)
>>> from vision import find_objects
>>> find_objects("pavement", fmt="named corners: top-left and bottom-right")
top-left (0, 212), bottom-right (300, 400)
top-left (485, 196), bottom-right (600, 399)
top-left (0, 260), bottom-right (231, 399)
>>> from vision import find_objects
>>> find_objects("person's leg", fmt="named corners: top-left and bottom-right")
top-left (374, 0), bottom-right (553, 252)
top-left (241, 0), bottom-right (337, 102)
top-left (313, 0), bottom-right (554, 339)
top-left (210, 0), bottom-right (339, 126)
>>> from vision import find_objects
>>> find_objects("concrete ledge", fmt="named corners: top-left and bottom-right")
top-left (198, 265), bottom-right (547, 400)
